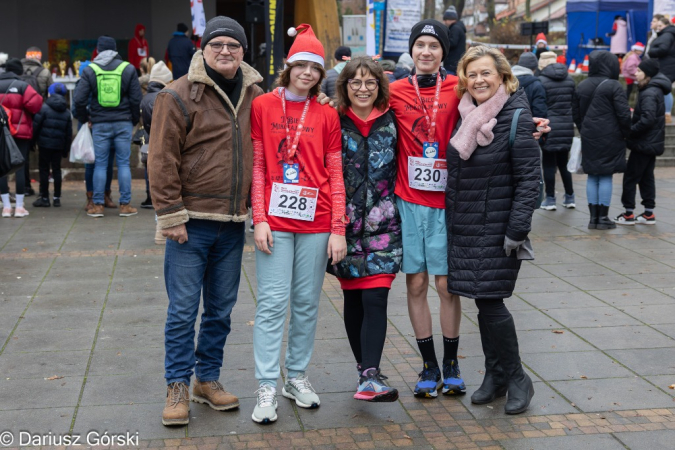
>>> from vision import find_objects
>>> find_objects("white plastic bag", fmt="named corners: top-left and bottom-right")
top-left (567, 137), bottom-right (583, 174)
top-left (70, 125), bottom-right (95, 164)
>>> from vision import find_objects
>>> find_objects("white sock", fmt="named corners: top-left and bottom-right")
top-left (15, 194), bottom-right (24, 209)
top-left (1, 194), bottom-right (10, 209)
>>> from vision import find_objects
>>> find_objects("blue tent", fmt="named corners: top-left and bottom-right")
top-left (567, 0), bottom-right (649, 65)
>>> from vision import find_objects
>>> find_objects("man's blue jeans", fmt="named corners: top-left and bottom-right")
top-left (164, 219), bottom-right (245, 385)
top-left (92, 122), bottom-right (132, 205)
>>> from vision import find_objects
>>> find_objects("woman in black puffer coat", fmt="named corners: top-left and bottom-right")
top-left (446, 46), bottom-right (541, 415)
top-left (573, 50), bottom-right (631, 229)
top-left (31, 83), bottom-right (72, 207)
top-left (647, 18), bottom-right (675, 121)
top-left (538, 57), bottom-right (576, 210)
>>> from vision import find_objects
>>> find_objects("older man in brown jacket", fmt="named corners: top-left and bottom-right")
top-left (148, 16), bottom-right (263, 427)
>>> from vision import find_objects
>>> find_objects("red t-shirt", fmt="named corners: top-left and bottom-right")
top-left (251, 91), bottom-right (342, 234)
top-left (389, 76), bottom-right (461, 209)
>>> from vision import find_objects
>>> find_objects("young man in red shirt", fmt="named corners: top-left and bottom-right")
top-left (388, 20), bottom-right (465, 398)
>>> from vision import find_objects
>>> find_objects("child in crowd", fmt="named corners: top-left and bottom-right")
top-left (250, 24), bottom-right (347, 424)
top-left (615, 59), bottom-right (670, 225)
top-left (327, 56), bottom-right (401, 402)
top-left (32, 83), bottom-right (73, 207)
top-left (622, 42), bottom-right (644, 103)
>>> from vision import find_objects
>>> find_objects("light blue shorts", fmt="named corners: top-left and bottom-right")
top-left (395, 196), bottom-right (448, 276)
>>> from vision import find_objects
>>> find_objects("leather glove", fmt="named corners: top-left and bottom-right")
top-left (504, 236), bottom-right (525, 257)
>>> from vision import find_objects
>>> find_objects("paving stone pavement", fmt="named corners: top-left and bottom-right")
top-left (1, 172), bottom-right (675, 450)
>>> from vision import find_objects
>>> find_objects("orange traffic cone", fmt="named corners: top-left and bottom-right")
top-left (581, 55), bottom-right (589, 73)
top-left (568, 59), bottom-right (576, 73)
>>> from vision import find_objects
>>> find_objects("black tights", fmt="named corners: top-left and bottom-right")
top-left (343, 288), bottom-right (389, 370)
top-left (475, 298), bottom-right (512, 322)
top-left (0, 139), bottom-right (30, 195)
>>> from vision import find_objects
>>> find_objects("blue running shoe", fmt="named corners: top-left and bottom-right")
top-left (442, 360), bottom-right (466, 395)
top-left (414, 361), bottom-right (442, 398)
top-left (354, 368), bottom-right (399, 402)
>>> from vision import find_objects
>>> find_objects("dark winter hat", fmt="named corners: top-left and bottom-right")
top-left (334, 46), bottom-right (351, 61)
top-left (177, 23), bottom-right (189, 33)
top-left (639, 58), bottom-right (660, 78)
top-left (4, 58), bottom-right (23, 76)
top-left (201, 16), bottom-right (248, 52)
top-left (443, 6), bottom-right (458, 21)
top-left (48, 83), bottom-right (67, 97)
top-left (97, 36), bottom-right (117, 52)
top-left (518, 51), bottom-right (539, 71)
top-left (408, 19), bottom-right (450, 60)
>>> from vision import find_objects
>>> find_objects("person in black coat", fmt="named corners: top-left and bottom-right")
top-left (511, 52), bottom-right (547, 118)
top-left (165, 23), bottom-right (196, 80)
top-left (447, 46), bottom-right (541, 415)
top-left (573, 50), bottom-right (631, 230)
top-left (31, 83), bottom-right (72, 207)
top-left (615, 59), bottom-right (670, 226)
top-left (538, 56), bottom-right (576, 210)
top-left (647, 17), bottom-right (675, 123)
top-left (442, 6), bottom-right (467, 75)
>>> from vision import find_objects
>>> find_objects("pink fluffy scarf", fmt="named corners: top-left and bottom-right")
top-left (450, 85), bottom-right (510, 160)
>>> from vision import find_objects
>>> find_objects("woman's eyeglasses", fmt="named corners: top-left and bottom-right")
top-left (347, 79), bottom-right (379, 91)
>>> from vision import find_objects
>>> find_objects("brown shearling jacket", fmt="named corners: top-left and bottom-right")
top-left (148, 52), bottom-right (263, 229)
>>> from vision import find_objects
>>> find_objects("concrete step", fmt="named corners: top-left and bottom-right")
top-left (656, 156), bottom-right (675, 167)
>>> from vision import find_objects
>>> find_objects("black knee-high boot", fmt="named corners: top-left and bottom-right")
top-left (485, 316), bottom-right (534, 414)
top-left (471, 314), bottom-right (508, 404)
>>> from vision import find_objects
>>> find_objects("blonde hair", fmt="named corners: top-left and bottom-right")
top-left (455, 45), bottom-right (519, 98)
top-left (140, 57), bottom-right (156, 75)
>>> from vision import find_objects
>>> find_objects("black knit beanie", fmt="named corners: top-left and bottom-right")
top-left (201, 16), bottom-right (248, 52)
top-left (408, 19), bottom-right (450, 60)
top-left (638, 58), bottom-right (660, 78)
top-left (97, 36), bottom-right (117, 52)
top-left (4, 58), bottom-right (23, 76)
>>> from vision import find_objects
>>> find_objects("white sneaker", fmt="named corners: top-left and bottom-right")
top-left (282, 374), bottom-right (320, 408)
top-left (13, 207), bottom-right (29, 218)
top-left (251, 385), bottom-right (277, 424)
top-left (2, 208), bottom-right (12, 218)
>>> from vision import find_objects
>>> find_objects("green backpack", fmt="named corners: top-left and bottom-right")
top-left (90, 61), bottom-right (129, 107)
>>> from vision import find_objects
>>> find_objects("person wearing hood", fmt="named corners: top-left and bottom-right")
top-left (512, 52), bottom-right (547, 119)
top-left (165, 23), bottom-right (196, 79)
top-left (74, 35), bottom-right (143, 218)
top-left (31, 83), bottom-right (72, 208)
top-left (647, 16), bottom-right (675, 123)
top-left (572, 50), bottom-right (631, 230)
top-left (442, 6), bottom-right (467, 75)
top-left (139, 60), bottom-right (172, 217)
top-left (538, 51), bottom-right (576, 211)
top-left (21, 46), bottom-right (52, 99)
top-left (615, 59), bottom-right (670, 226)
top-left (128, 24), bottom-right (150, 75)
top-left (0, 58), bottom-right (43, 218)
top-left (321, 46), bottom-right (351, 99)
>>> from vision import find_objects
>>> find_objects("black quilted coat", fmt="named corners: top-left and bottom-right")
top-left (327, 110), bottom-right (403, 280)
top-left (627, 73), bottom-right (670, 156)
top-left (32, 95), bottom-right (73, 154)
top-left (538, 63), bottom-right (575, 152)
top-left (572, 50), bottom-right (631, 175)
top-left (445, 89), bottom-right (541, 299)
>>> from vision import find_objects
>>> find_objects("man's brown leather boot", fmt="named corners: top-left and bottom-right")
top-left (104, 190), bottom-right (117, 208)
top-left (84, 192), bottom-right (93, 211)
top-left (162, 382), bottom-right (190, 426)
top-left (192, 380), bottom-right (239, 411)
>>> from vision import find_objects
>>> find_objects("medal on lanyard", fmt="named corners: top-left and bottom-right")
top-left (411, 73), bottom-right (442, 158)
top-left (280, 87), bottom-right (311, 166)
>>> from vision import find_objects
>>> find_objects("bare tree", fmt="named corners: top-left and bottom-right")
top-left (525, 0), bottom-right (531, 19)
top-left (424, 0), bottom-right (435, 19)
top-left (486, 0), bottom-right (496, 24)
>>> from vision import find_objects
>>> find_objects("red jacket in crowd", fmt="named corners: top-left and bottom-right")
top-left (0, 74), bottom-right (43, 140)
top-left (128, 24), bottom-right (149, 69)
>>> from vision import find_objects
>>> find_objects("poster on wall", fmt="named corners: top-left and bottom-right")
top-left (654, 0), bottom-right (675, 15)
top-left (265, 0), bottom-right (285, 88)
top-left (384, 0), bottom-right (423, 53)
top-left (343, 15), bottom-right (367, 56)
top-left (367, 0), bottom-right (376, 55)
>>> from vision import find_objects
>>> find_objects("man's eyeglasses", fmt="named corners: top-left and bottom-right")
top-left (207, 42), bottom-right (243, 53)
top-left (347, 79), bottom-right (379, 91)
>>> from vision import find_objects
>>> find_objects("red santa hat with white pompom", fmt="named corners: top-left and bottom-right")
top-left (286, 24), bottom-right (325, 68)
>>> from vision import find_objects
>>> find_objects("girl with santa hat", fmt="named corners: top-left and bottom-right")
top-left (250, 24), bottom-right (347, 424)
